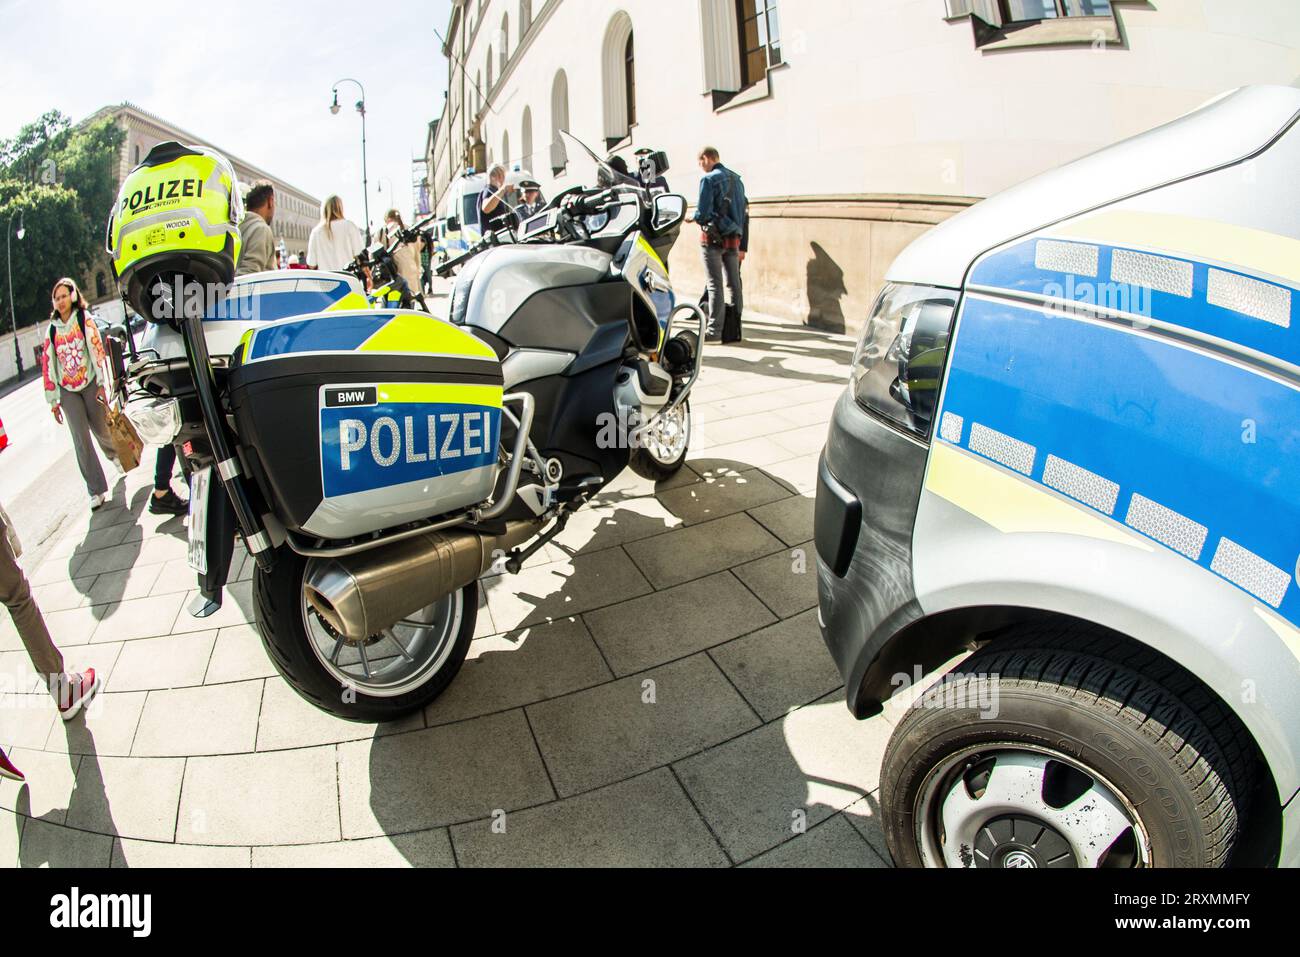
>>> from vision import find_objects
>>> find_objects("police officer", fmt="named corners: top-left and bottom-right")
top-left (478, 164), bottom-right (516, 233)
top-left (635, 147), bottom-right (670, 193)
top-left (514, 180), bottom-right (545, 227)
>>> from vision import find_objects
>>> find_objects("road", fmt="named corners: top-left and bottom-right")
top-left (0, 375), bottom-right (117, 571)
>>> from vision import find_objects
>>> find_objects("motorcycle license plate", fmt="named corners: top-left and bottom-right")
top-left (187, 466), bottom-right (212, 574)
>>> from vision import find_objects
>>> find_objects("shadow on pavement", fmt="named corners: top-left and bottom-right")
top-left (361, 456), bottom-right (887, 866)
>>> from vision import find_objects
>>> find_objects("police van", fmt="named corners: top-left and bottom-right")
top-left (436, 168), bottom-right (537, 258)
top-left (815, 85), bottom-right (1300, 868)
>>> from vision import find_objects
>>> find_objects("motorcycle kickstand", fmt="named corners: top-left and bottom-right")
top-left (502, 480), bottom-right (601, 574)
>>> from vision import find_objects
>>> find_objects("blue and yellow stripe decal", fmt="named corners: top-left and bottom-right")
top-left (205, 277), bottom-right (369, 324)
top-left (938, 217), bottom-right (1300, 629)
top-left (240, 310), bottom-right (498, 364)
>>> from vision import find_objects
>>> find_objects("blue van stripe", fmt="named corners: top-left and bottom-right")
top-left (939, 295), bottom-right (1300, 627)
top-left (970, 238), bottom-right (1298, 368)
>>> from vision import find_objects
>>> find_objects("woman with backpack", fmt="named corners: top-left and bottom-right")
top-left (41, 277), bottom-right (120, 510)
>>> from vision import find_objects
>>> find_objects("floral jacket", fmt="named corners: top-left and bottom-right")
top-left (41, 308), bottom-right (109, 408)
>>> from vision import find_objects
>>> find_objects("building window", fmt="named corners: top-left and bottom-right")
top-left (736, 0), bottom-right (782, 89)
top-left (133, 144), bottom-right (140, 164)
top-left (551, 70), bottom-right (569, 176)
top-left (521, 106), bottom-right (533, 174)
top-left (520, 0), bottom-right (532, 37)
top-left (503, 131), bottom-right (510, 168)
top-left (600, 12), bottom-right (635, 147)
top-left (476, 71), bottom-right (482, 114)
top-left (1002, 0), bottom-right (1112, 18)
top-left (625, 33), bottom-right (636, 128)
top-left (487, 49), bottom-right (494, 93)
top-left (501, 14), bottom-right (510, 68)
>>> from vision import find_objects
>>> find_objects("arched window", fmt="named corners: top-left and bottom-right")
top-left (503, 131), bottom-right (510, 168)
top-left (550, 70), bottom-right (569, 176)
top-left (476, 70), bottom-right (482, 113)
top-left (487, 48), bottom-right (494, 93)
top-left (625, 32), bottom-right (636, 127)
top-left (520, 0), bottom-right (532, 37)
top-left (501, 13), bottom-right (510, 68)
top-left (600, 11), bottom-right (635, 146)
top-left (521, 106), bottom-right (533, 173)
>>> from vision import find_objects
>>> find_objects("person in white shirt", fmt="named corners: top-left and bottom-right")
top-left (307, 195), bottom-right (364, 272)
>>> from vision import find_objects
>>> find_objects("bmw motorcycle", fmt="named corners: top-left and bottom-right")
top-left (348, 223), bottom-right (430, 311)
top-left (116, 132), bottom-right (703, 721)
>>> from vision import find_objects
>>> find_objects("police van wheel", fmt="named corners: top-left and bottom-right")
top-left (628, 400), bottom-right (690, 481)
top-left (253, 547), bottom-right (475, 723)
top-left (879, 626), bottom-right (1255, 868)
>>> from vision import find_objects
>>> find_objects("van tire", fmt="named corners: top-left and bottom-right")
top-left (880, 623), bottom-right (1255, 868)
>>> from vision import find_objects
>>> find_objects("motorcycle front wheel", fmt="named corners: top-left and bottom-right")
top-left (253, 547), bottom-right (475, 722)
top-left (628, 399), bottom-right (691, 481)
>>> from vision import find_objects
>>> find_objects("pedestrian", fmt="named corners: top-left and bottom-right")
top-left (307, 195), bottom-right (365, 272)
top-left (513, 180), bottom-right (546, 227)
top-left (0, 500), bottom-right (101, 784)
top-left (236, 181), bottom-right (277, 276)
top-left (149, 444), bottom-right (188, 515)
top-left (604, 155), bottom-right (640, 188)
top-left (634, 147), bottom-right (670, 193)
top-left (478, 165), bottom-right (516, 233)
top-left (41, 278), bottom-right (120, 510)
top-left (692, 146), bottom-right (748, 342)
top-left (378, 209), bottom-right (424, 300)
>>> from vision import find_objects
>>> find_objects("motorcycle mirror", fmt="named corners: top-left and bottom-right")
top-left (651, 194), bottom-right (687, 234)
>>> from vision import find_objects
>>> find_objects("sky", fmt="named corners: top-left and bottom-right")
top-left (0, 0), bottom-right (453, 235)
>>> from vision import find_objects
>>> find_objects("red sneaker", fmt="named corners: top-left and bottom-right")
top-left (0, 747), bottom-right (23, 783)
top-left (57, 668), bottom-right (100, 721)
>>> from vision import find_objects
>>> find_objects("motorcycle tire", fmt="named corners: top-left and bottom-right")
top-left (253, 546), bottom-right (476, 722)
top-left (628, 399), bottom-right (691, 481)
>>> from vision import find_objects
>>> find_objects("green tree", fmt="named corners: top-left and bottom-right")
top-left (0, 109), bottom-right (125, 333)
top-left (0, 184), bottom-right (87, 334)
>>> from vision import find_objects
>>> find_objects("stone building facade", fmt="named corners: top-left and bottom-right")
top-left (426, 0), bottom-right (1299, 333)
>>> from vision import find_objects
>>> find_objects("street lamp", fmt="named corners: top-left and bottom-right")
top-left (330, 78), bottom-right (371, 244)
top-left (6, 210), bottom-right (25, 378)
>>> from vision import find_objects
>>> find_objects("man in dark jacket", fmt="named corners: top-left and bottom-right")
top-left (692, 146), bottom-right (747, 341)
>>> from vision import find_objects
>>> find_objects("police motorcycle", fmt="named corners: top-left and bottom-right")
top-left (346, 220), bottom-right (431, 312)
top-left (106, 138), bottom-right (703, 721)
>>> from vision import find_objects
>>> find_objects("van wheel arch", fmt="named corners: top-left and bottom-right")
top-left (860, 606), bottom-right (1281, 866)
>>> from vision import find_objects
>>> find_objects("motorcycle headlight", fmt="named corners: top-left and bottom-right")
top-left (849, 283), bottom-right (958, 441)
top-left (124, 395), bottom-right (182, 446)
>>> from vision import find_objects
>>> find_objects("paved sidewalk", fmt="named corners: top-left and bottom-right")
top-left (1, 315), bottom-right (901, 868)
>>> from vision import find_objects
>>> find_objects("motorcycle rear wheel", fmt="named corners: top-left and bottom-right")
top-left (628, 399), bottom-right (691, 481)
top-left (254, 547), bottom-right (475, 722)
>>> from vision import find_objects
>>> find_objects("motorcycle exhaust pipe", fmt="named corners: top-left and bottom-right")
top-left (303, 520), bottom-right (540, 640)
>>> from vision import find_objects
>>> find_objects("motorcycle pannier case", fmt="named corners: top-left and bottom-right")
top-left (228, 310), bottom-right (505, 541)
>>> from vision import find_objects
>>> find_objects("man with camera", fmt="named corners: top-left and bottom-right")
top-left (692, 146), bottom-right (747, 342)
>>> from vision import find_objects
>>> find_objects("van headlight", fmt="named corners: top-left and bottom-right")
top-left (124, 395), bottom-right (182, 446)
top-left (849, 283), bottom-right (958, 441)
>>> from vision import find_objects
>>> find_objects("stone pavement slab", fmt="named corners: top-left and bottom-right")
top-left (525, 654), bottom-right (761, 798)
top-left (17, 816), bottom-right (113, 867)
top-left (741, 813), bottom-right (886, 868)
top-left (131, 681), bottom-right (263, 757)
top-left (65, 755), bottom-right (186, 842)
top-left (583, 570), bottom-right (775, 676)
top-left (112, 838), bottom-right (252, 868)
top-left (252, 830), bottom-right (456, 868)
top-left (337, 709), bottom-right (554, 839)
top-left (424, 617), bottom-right (613, 727)
top-left (623, 511), bottom-right (783, 589)
top-left (176, 746), bottom-right (340, 846)
top-left (731, 541), bottom-right (818, 619)
top-left (450, 768), bottom-right (729, 868)
top-left (709, 609), bottom-right (844, 721)
top-left (672, 696), bottom-right (891, 862)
